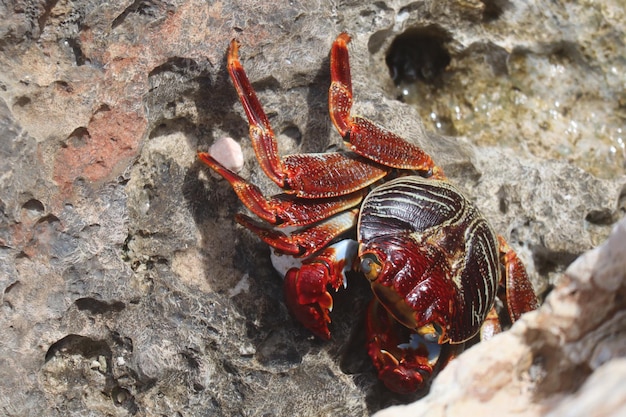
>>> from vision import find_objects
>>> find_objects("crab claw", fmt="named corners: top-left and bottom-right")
top-left (366, 299), bottom-right (438, 394)
top-left (279, 240), bottom-right (357, 339)
top-left (283, 263), bottom-right (335, 339)
top-left (370, 349), bottom-right (428, 394)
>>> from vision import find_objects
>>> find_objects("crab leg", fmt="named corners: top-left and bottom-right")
top-left (199, 152), bottom-right (365, 226)
top-left (236, 208), bottom-right (359, 257)
top-left (228, 39), bottom-right (284, 186)
top-left (329, 33), bottom-right (445, 179)
top-left (227, 39), bottom-right (390, 198)
top-left (498, 236), bottom-right (539, 322)
top-left (283, 239), bottom-right (359, 339)
top-left (477, 239), bottom-right (537, 341)
top-left (281, 153), bottom-right (389, 198)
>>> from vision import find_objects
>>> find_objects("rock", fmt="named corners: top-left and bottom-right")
top-left (209, 137), bottom-right (244, 173)
top-left (0, 0), bottom-right (625, 416)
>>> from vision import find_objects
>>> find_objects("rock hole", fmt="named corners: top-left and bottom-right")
top-left (367, 29), bottom-right (393, 55)
top-left (148, 57), bottom-right (201, 81)
top-left (65, 37), bottom-right (86, 65)
top-left (386, 27), bottom-right (452, 85)
top-left (482, 0), bottom-right (509, 22)
top-left (281, 124), bottom-right (303, 146)
top-left (54, 80), bottom-right (73, 93)
top-left (94, 103), bottom-right (111, 114)
top-left (148, 117), bottom-right (195, 139)
top-left (22, 198), bottom-right (45, 213)
top-left (585, 208), bottom-right (616, 226)
top-left (221, 358), bottom-right (240, 376)
top-left (37, 0), bottom-right (59, 33)
top-left (74, 297), bottom-right (126, 314)
top-left (496, 186), bottom-right (509, 214)
top-left (181, 349), bottom-right (201, 370)
top-left (44, 334), bottom-right (112, 362)
top-left (112, 0), bottom-right (171, 29)
top-left (546, 40), bottom-right (587, 68)
top-left (111, 385), bottom-right (138, 413)
top-left (4, 280), bottom-right (20, 295)
top-left (35, 213), bottom-right (60, 225)
top-left (533, 341), bottom-right (592, 397)
top-left (250, 75), bottom-right (281, 93)
top-left (532, 246), bottom-right (579, 276)
top-left (112, 386), bottom-right (130, 404)
top-left (67, 126), bottom-right (91, 147)
top-left (111, 330), bottom-right (134, 352)
top-left (14, 96), bottom-right (31, 108)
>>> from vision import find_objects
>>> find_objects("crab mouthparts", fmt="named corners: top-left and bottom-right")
top-left (371, 282), bottom-right (418, 330)
top-left (372, 282), bottom-right (448, 344)
top-left (397, 334), bottom-right (442, 365)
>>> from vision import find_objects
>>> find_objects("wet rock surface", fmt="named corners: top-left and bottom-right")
top-left (1, 0), bottom-right (625, 416)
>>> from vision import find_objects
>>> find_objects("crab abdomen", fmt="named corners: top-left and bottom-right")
top-left (358, 176), bottom-right (500, 343)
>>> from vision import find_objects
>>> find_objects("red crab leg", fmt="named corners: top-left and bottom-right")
top-left (228, 39), bottom-right (284, 187)
top-left (198, 152), bottom-right (365, 226)
top-left (283, 239), bottom-right (359, 339)
top-left (329, 33), bottom-right (445, 179)
top-left (280, 153), bottom-right (389, 198)
top-left (227, 39), bottom-right (390, 198)
top-left (236, 208), bottom-right (359, 257)
top-left (498, 236), bottom-right (539, 322)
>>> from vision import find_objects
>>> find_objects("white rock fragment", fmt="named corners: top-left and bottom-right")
top-left (270, 249), bottom-right (303, 278)
top-left (209, 136), bottom-right (244, 173)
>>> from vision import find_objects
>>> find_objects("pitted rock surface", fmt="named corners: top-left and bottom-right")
top-left (1, 0), bottom-right (625, 415)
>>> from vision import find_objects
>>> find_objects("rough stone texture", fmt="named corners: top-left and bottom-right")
top-left (0, 0), bottom-right (625, 416)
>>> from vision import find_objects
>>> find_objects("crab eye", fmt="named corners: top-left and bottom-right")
top-left (360, 254), bottom-right (382, 281)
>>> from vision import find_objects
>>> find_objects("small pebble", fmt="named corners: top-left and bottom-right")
top-left (209, 136), bottom-right (244, 172)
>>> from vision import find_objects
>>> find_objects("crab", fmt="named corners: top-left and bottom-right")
top-left (198, 33), bottom-right (538, 394)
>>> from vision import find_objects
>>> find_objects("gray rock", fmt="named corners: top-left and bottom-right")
top-left (0, 0), bottom-right (624, 416)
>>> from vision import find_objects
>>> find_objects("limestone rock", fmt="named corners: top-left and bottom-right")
top-left (1, 0), bottom-right (625, 416)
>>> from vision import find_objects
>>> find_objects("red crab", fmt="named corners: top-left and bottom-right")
top-left (199, 33), bottom-right (538, 394)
